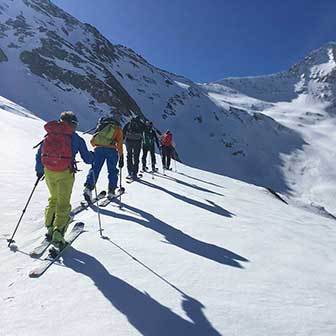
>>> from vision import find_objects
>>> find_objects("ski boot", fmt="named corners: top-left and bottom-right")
top-left (45, 226), bottom-right (53, 242)
top-left (83, 186), bottom-right (93, 203)
top-left (51, 229), bottom-right (67, 250)
top-left (108, 186), bottom-right (116, 200)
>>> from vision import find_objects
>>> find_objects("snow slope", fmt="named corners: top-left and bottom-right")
top-left (0, 100), bottom-right (335, 336)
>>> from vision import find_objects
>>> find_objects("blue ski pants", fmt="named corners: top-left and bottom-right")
top-left (85, 147), bottom-right (119, 190)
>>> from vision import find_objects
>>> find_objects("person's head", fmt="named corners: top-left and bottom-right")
top-left (166, 129), bottom-right (171, 134)
top-left (60, 111), bottom-right (78, 130)
top-left (146, 120), bottom-right (153, 128)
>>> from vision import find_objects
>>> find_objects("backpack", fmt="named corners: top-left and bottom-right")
top-left (143, 129), bottom-right (155, 147)
top-left (161, 132), bottom-right (173, 147)
top-left (41, 121), bottom-right (73, 171)
top-left (91, 121), bottom-right (118, 147)
top-left (125, 119), bottom-right (143, 141)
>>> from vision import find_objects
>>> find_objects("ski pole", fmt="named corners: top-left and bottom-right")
top-left (7, 176), bottom-right (42, 247)
top-left (119, 165), bottom-right (124, 208)
top-left (82, 126), bottom-right (96, 135)
top-left (160, 148), bottom-right (165, 175)
top-left (92, 170), bottom-right (103, 237)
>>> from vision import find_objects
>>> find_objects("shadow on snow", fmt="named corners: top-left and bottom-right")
top-left (92, 202), bottom-right (248, 268)
top-left (137, 179), bottom-right (232, 218)
top-left (151, 172), bottom-right (225, 196)
top-left (62, 247), bottom-right (222, 336)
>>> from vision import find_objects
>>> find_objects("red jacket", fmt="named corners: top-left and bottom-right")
top-left (161, 132), bottom-right (173, 147)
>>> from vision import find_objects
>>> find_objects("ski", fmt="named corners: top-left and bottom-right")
top-left (99, 187), bottom-right (125, 207)
top-left (141, 168), bottom-right (158, 174)
top-left (29, 238), bottom-right (51, 258)
top-left (70, 190), bottom-right (106, 216)
top-left (29, 222), bottom-right (85, 278)
top-left (29, 218), bottom-right (75, 258)
top-left (125, 173), bottom-right (143, 184)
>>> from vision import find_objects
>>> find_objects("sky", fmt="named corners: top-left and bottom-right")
top-left (52, 0), bottom-right (336, 83)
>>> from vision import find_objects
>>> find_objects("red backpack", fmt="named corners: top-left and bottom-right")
top-left (161, 132), bottom-right (173, 147)
top-left (41, 121), bottom-right (73, 171)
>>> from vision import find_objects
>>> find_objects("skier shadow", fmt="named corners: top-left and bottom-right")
top-left (138, 179), bottom-right (232, 218)
top-left (175, 171), bottom-right (225, 189)
top-left (62, 247), bottom-right (222, 336)
top-left (153, 173), bottom-right (224, 196)
top-left (94, 204), bottom-right (248, 268)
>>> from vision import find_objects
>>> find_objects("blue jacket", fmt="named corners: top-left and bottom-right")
top-left (35, 133), bottom-right (94, 175)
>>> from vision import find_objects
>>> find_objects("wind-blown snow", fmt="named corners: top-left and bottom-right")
top-left (0, 97), bottom-right (335, 336)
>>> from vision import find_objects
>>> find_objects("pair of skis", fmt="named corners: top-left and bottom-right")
top-left (99, 187), bottom-right (125, 207)
top-left (29, 222), bottom-right (85, 278)
top-left (29, 189), bottom-right (125, 278)
top-left (29, 191), bottom-right (107, 259)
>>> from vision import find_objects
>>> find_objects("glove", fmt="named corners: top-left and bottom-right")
top-left (118, 155), bottom-right (124, 168)
top-left (36, 171), bottom-right (44, 179)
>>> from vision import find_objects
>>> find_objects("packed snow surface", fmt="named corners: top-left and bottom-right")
top-left (0, 97), bottom-right (335, 336)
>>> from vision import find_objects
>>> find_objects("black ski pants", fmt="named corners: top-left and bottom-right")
top-left (142, 144), bottom-right (156, 169)
top-left (162, 146), bottom-right (173, 169)
top-left (126, 139), bottom-right (142, 176)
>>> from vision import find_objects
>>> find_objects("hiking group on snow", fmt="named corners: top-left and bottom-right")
top-left (31, 111), bottom-right (177, 253)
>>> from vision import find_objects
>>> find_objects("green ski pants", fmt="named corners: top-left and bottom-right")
top-left (44, 168), bottom-right (75, 233)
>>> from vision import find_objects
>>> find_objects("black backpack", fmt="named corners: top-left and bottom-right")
top-left (126, 119), bottom-right (143, 140)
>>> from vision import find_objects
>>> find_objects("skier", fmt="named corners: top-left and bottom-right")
top-left (123, 116), bottom-right (146, 179)
top-left (83, 115), bottom-right (124, 201)
top-left (35, 111), bottom-right (94, 249)
top-left (141, 121), bottom-right (160, 172)
top-left (160, 130), bottom-right (174, 170)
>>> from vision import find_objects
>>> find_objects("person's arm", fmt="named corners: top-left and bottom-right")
top-left (35, 144), bottom-right (44, 177)
top-left (75, 134), bottom-right (94, 164)
top-left (114, 127), bottom-right (124, 156)
top-left (123, 122), bottom-right (129, 135)
top-left (154, 132), bottom-right (160, 149)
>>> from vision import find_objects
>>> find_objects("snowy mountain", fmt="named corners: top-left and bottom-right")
top-left (212, 42), bottom-right (336, 105)
top-left (0, 0), bottom-right (306, 190)
top-left (203, 42), bottom-right (336, 215)
top-left (0, 96), bottom-right (335, 336)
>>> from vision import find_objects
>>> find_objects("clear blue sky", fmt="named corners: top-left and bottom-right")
top-left (53, 0), bottom-right (336, 82)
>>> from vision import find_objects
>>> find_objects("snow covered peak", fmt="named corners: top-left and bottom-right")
top-left (289, 42), bottom-right (336, 78)
top-left (208, 41), bottom-right (336, 105)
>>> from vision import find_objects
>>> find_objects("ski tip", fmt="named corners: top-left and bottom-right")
top-left (29, 270), bottom-right (40, 278)
top-left (29, 252), bottom-right (38, 258)
top-left (73, 222), bottom-right (85, 229)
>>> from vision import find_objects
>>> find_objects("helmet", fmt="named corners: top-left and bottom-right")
top-left (60, 111), bottom-right (78, 127)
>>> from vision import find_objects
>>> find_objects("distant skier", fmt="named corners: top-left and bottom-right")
top-left (83, 115), bottom-right (124, 200)
top-left (35, 111), bottom-right (94, 249)
top-left (160, 130), bottom-right (174, 170)
top-left (142, 121), bottom-right (160, 172)
top-left (123, 116), bottom-right (146, 179)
